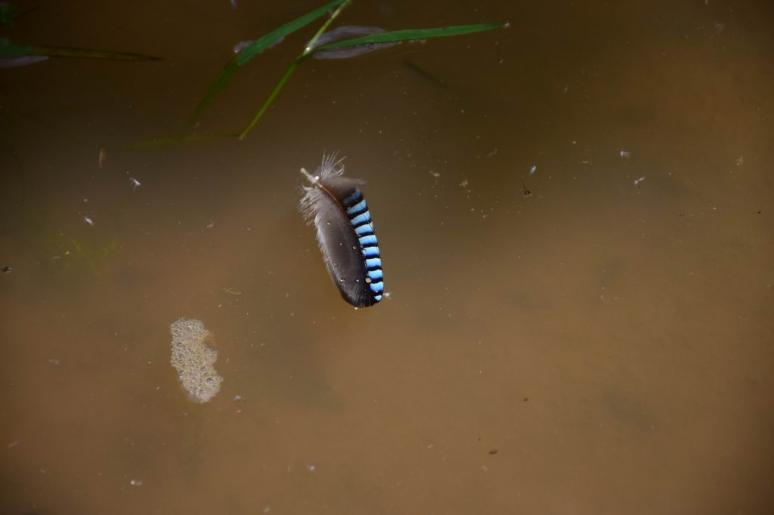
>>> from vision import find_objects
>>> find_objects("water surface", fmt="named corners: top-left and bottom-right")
top-left (1, 1), bottom-right (773, 514)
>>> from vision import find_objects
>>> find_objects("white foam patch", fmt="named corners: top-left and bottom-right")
top-left (169, 318), bottom-right (223, 403)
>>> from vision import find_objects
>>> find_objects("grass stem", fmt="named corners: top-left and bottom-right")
top-left (237, 0), bottom-right (351, 141)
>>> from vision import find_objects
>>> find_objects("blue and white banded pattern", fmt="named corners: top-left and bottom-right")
top-left (299, 154), bottom-right (386, 308)
top-left (343, 190), bottom-right (384, 303)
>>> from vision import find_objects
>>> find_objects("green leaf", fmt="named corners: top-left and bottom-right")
top-left (0, 40), bottom-right (160, 61)
top-left (0, 39), bottom-right (33, 56)
top-left (237, 59), bottom-right (300, 140)
top-left (311, 22), bottom-right (508, 54)
top-left (235, 0), bottom-right (347, 66)
top-left (192, 0), bottom-right (347, 120)
top-left (0, 3), bottom-right (16, 27)
top-left (236, 0), bottom-right (351, 140)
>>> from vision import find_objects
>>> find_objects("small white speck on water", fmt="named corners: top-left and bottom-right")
top-left (619, 149), bottom-right (632, 159)
top-left (529, 164), bottom-right (537, 175)
top-left (129, 177), bottom-right (142, 190)
top-left (129, 479), bottom-right (143, 487)
top-left (736, 155), bottom-right (744, 166)
top-left (83, 216), bottom-right (95, 226)
top-left (459, 179), bottom-right (469, 188)
top-left (428, 170), bottom-right (441, 178)
top-left (634, 176), bottom-right (646, 186)
top-left (307, 464), bottom-right (316, 472)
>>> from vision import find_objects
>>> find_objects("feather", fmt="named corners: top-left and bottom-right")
top-left (300, 153), bottom-right (385, 308)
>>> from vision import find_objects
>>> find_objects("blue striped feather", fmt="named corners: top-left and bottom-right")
top-left (300, 154), bottom-right (385, 308)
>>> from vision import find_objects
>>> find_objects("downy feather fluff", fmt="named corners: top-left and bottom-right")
top-left (300, 154), bottom-right (384, 308)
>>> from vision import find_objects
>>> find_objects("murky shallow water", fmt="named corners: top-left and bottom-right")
top-left (2, 1), bottom-right (774, 513)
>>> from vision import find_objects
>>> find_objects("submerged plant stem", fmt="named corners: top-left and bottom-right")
top-left (193, 0), bottom-right (347, 121)
top-left (238, 0), bottom-right (351, 141)
top-left (303, 0), bottom-right (351, 57)
top-left (237, 60), bottom-right (299, 141)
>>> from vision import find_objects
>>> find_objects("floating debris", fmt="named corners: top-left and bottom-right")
top-left (528, 164), bottom-right (537, 176)
top-left (170, 318), bottom-right (223, 403)
top-left (233, 34), bottom-right (288, 54)
top-left (619, 149), bottom-right (631, 159)
top-left (520, 179), bottom-right (532, 198)
top-left (98, 147), bottom-right (107, 168)
top-left (736, 155), bottom-right (744, 167)
top-left (0, 55), bottom-right (49, 68)
top-left (232, 40), bottom-right (249, 54)
top-left (310, 26), bottom-right (397, 60)
top-left (233, 38), bottom-right (279, 54)
top-left (83, 216), bottom-right (95, 226)
top-left (459, 179), bottom-right (469, 188)
top-left (129, 479), bottom-right (143, 487)
top-left (633, 176), bottom-right (646, 186)
top-left (129, 177), bottom-right (142, 190)
top-left (222, 288), bottom-right (243, 296)
top-left (428, 170), bottom-right (441, 179)
top-left (1, 265), bottom-right (11, 273)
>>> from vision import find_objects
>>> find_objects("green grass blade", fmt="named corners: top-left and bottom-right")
top-left (0, 40), bottom-right (160, 60)
top-left (0, 39), bottom-right (32, 56)
top-left (27, 45), bottom-right (161, 61)
top-left (192, 0), bottom-right (347, 120)
top-left (191, 61), bottom-right (240, 120)
top-left (300, 0), bottom-right (351, 57)
top-left (237, 60), bottom-right (299, 140)
top-left (235, 0), bottom-right (346, 66)
top-left (236, 0), bottom-right (350, 140)
top-left (0, 3), bottom-right (16, 27)
top-left (312, 22), bottom-right (508, 53)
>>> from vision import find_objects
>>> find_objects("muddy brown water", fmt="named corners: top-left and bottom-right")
top-left (1, 1), bottom-right (773, 514)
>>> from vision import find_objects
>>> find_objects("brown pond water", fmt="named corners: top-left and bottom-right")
top-left (2, 1), bottom-right (774, 514)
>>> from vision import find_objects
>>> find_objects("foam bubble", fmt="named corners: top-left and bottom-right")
top-left (169, 318), bottom-right (223, 403)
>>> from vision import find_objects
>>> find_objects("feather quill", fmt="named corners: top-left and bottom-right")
top-left (300, 154), bottom-right (384, 308)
